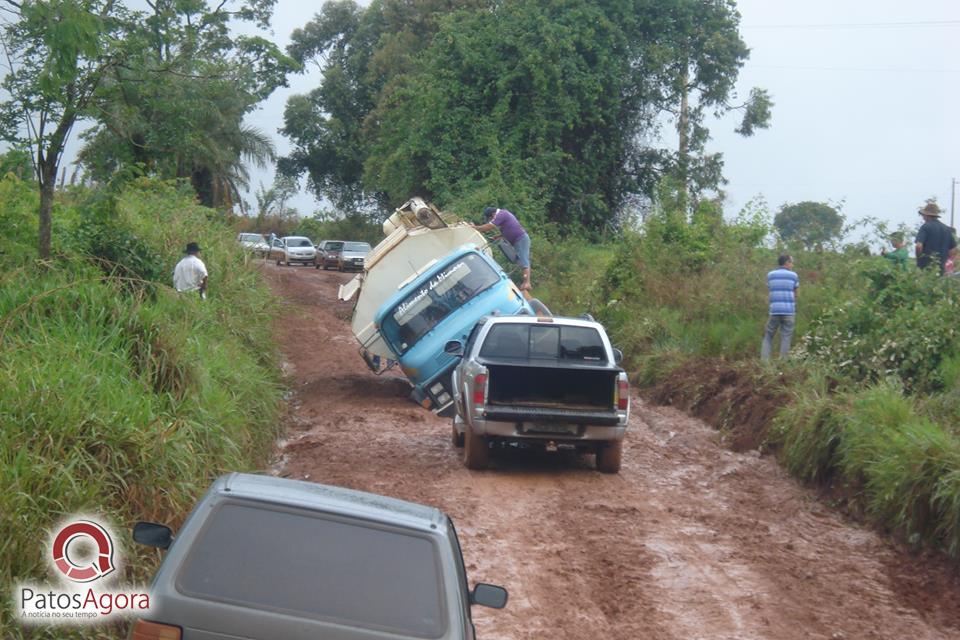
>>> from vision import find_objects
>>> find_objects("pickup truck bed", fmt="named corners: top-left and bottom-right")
top-left (452, 316), bottom-right (630, 473)
top-left (484, 360), bottom-right (618, 410)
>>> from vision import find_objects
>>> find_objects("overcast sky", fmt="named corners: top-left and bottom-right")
top-left (232, 1), bottom-right (960, 244)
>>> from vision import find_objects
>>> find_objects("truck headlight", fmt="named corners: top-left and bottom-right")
top-left (430, 382), bottom-right (444, 395)
top-left (437, 392), bottom-right (451, 405)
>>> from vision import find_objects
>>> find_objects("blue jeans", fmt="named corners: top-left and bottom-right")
top-left (513, 233), bottom-right (531, 268)
top-left (761, 315), bottom-right (795, 360)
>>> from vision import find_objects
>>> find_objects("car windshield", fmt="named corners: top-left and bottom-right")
top-left (382, 254), bottom-right (500, 354)
top-left (325, 242), bottom-right (344, 251)
top-left (287, 238), bottom-right (313, 247)
top-left (239, 234), bottom-right (262, 242)
top-left (343, 242), bottom-right (371, 252)
top-left (177, 502), bottom-right (445, 637)
top-left (479, 324), bottom-right (607, 363)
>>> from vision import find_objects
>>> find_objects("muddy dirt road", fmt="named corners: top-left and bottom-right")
top-left (264, 263), bottom-right (960, 640)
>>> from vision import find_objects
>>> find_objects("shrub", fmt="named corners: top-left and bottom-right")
top-left (800, 265), bottom-right (960, 392)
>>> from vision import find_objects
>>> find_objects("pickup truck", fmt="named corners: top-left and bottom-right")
top-left (130, 473), bottom-right (508, 640)
top-left (448, 315), bottom-right (629, 473)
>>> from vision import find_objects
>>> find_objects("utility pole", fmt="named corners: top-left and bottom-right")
top-left (952, 177), bottom-right (956, 229)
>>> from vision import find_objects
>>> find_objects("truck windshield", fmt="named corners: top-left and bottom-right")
top-left (479, 324), bottom-right (608, 363)
top-left (383, 254), bottom-right (501, 354)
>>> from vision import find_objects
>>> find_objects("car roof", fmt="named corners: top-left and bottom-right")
top-left (482, 314), bottom-right (604, 330)
top-left (210, 473), bottom-right (447, 532)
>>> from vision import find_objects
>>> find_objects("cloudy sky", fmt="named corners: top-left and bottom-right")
top-left (241, 1), bottom-right (960, 244)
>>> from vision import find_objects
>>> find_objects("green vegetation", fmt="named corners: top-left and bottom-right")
top-left (281, 0), bottom-right (770, 227)
top-left (0, 177), bottom-right (282, 638)
top-left (527, 192), bottom-right (960, 560)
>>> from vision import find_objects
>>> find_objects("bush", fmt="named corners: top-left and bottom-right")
top-left (800, 265), bottom-right (960, 392)
top-left (0, 180), bottom-right (283, 638)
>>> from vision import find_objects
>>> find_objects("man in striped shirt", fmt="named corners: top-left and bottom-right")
top-left (761, 254), bottom-right (799, 360)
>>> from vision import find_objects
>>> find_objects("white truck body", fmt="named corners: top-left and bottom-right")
top-left (338, 198), bottom-right (491, 359)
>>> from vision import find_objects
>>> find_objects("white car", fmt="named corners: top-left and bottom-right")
top-left (237, 232), bottom-right (269, 256)
top-left (271, 236), bottom-right (317, 266)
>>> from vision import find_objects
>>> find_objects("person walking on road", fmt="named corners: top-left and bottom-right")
top-left (915, 202), bottom-right (957, 274)
top-left (761, 254), bottom-right (799, 361)
top-left (173, 242), bottom-right (208, 299)
top-left (472, 207), bottom-right (532, 291)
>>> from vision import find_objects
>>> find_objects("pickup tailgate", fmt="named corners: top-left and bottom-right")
top-left (480, 358), bottom-right (621, 425)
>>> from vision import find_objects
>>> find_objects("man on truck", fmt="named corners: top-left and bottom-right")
top-left (473, 207), bottom-right (532, 292)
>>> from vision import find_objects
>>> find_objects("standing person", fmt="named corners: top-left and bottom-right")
top-left (915, 202), bottom-right (957, 274)
top-left (472, 206), bottom-right (532, 291)
top-left (881, 233), bottom-right (909, 271)
top-left (761, 254), bottom-right (799, 361)
top-left (173, 242), bottom-right (208, 299)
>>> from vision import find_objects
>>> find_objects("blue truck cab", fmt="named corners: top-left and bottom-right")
top-left (374, 246), bottom-right (532, 414)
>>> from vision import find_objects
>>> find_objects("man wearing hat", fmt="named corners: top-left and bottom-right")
top-left (915, 201), bottom-right (957, 274)
top-left (472, 206), bottom-right (532, 291)
top-left (173, 242), bottom-right (208, 298)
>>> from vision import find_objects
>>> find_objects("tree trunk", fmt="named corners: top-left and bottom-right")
top-left (677, 67), bottom-right (690, 211)
top-left (38, 162), bottom-right (57, 259)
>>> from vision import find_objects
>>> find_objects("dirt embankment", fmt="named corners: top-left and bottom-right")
top-left (264, 263), bottom-right (960, 640)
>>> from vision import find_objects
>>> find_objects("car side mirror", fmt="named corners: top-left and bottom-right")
top-left (613, 348), bottom-right (623, 364)
top-left (444, 340), bottom-right (464, 356)
top-left (471, 583), bottom-right (508, 609)
top-left (133, 521), bottom-right (173, 550)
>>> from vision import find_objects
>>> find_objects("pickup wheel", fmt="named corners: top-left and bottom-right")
top-left (451, 419), bottom-right (464, 448)
top-left (463, 423), bottom-right (488, 470)
top-left (596, 440), bottom-right (623, 474)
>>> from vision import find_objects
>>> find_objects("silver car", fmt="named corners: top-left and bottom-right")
top-left (130, 473), bottom-right (507, 640)
top-left (337, 241), bottom-right (372, 272)
top-left (271, 236), bottom-right (317, 266)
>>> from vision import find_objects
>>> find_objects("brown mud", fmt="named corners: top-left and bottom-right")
top-left (265, 263), bottom-right (960, 640)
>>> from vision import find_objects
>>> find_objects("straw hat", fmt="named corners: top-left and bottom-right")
top-left (918, 202), bottom-right (942, 217)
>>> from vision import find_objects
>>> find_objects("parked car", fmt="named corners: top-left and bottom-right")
top-left (271, 236), bottom-right (317, 266)
top-left (316, 239), bottom-right (345, 270)
top-left (449, 315), bottom-right (629, 472)
top-left (337, 241), bottom-right (372, 272)
top-left (130, 473), bottom-right (508, 640)
top-left (237, 232), bottom-right (269, 256)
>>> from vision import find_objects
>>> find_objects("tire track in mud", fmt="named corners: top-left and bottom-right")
top-left (264, 263), bottom-right (960, 640)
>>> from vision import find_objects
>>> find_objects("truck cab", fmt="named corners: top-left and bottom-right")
top-left (374, 247), bottom-right (532, 414)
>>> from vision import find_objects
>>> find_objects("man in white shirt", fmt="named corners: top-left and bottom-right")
top-left (173, 242), bottom-right (208, 298)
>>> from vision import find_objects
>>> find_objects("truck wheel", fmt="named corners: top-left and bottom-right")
top-left (463, 424), bottom-right (488, 470)
top-left (596, 440), bottom-right (622, 474)
top-left (451, 420), bottom-right (464, 448)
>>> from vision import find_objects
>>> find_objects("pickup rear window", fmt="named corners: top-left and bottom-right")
top-left (177, 502), bottom-right (446, 638)
top-left (382, 254), bottom-right (500, 354)
top-left (479, 324), bottom-right (607, 363)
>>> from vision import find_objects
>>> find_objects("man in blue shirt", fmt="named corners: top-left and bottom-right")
top-left (761, 254), bottom-right (799, 360)
top-left (914, 201), bottom-right (956, 274)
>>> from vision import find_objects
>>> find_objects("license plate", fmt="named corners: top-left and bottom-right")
top-left (524, 423), bottom-right (577, 435)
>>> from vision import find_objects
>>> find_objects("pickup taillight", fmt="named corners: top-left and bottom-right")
top-left (473, 373), bottom-right (487, 405)
top-left (617, 376), bottom-right (629, 411)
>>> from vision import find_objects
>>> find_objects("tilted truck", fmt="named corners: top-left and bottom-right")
top-left (446, 315), bottom-right (629, 473)
top-left (339, 198), bottom-right (538, 414)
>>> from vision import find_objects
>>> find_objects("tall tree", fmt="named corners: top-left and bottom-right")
top-left (281, 0), bottom-right (771, 232)
top-left (77, 0), bottom-right (296, 208)
top-left (0, 0), bottom-right (133, 258)
top-left (775, 201), bottom-right (845, 250)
